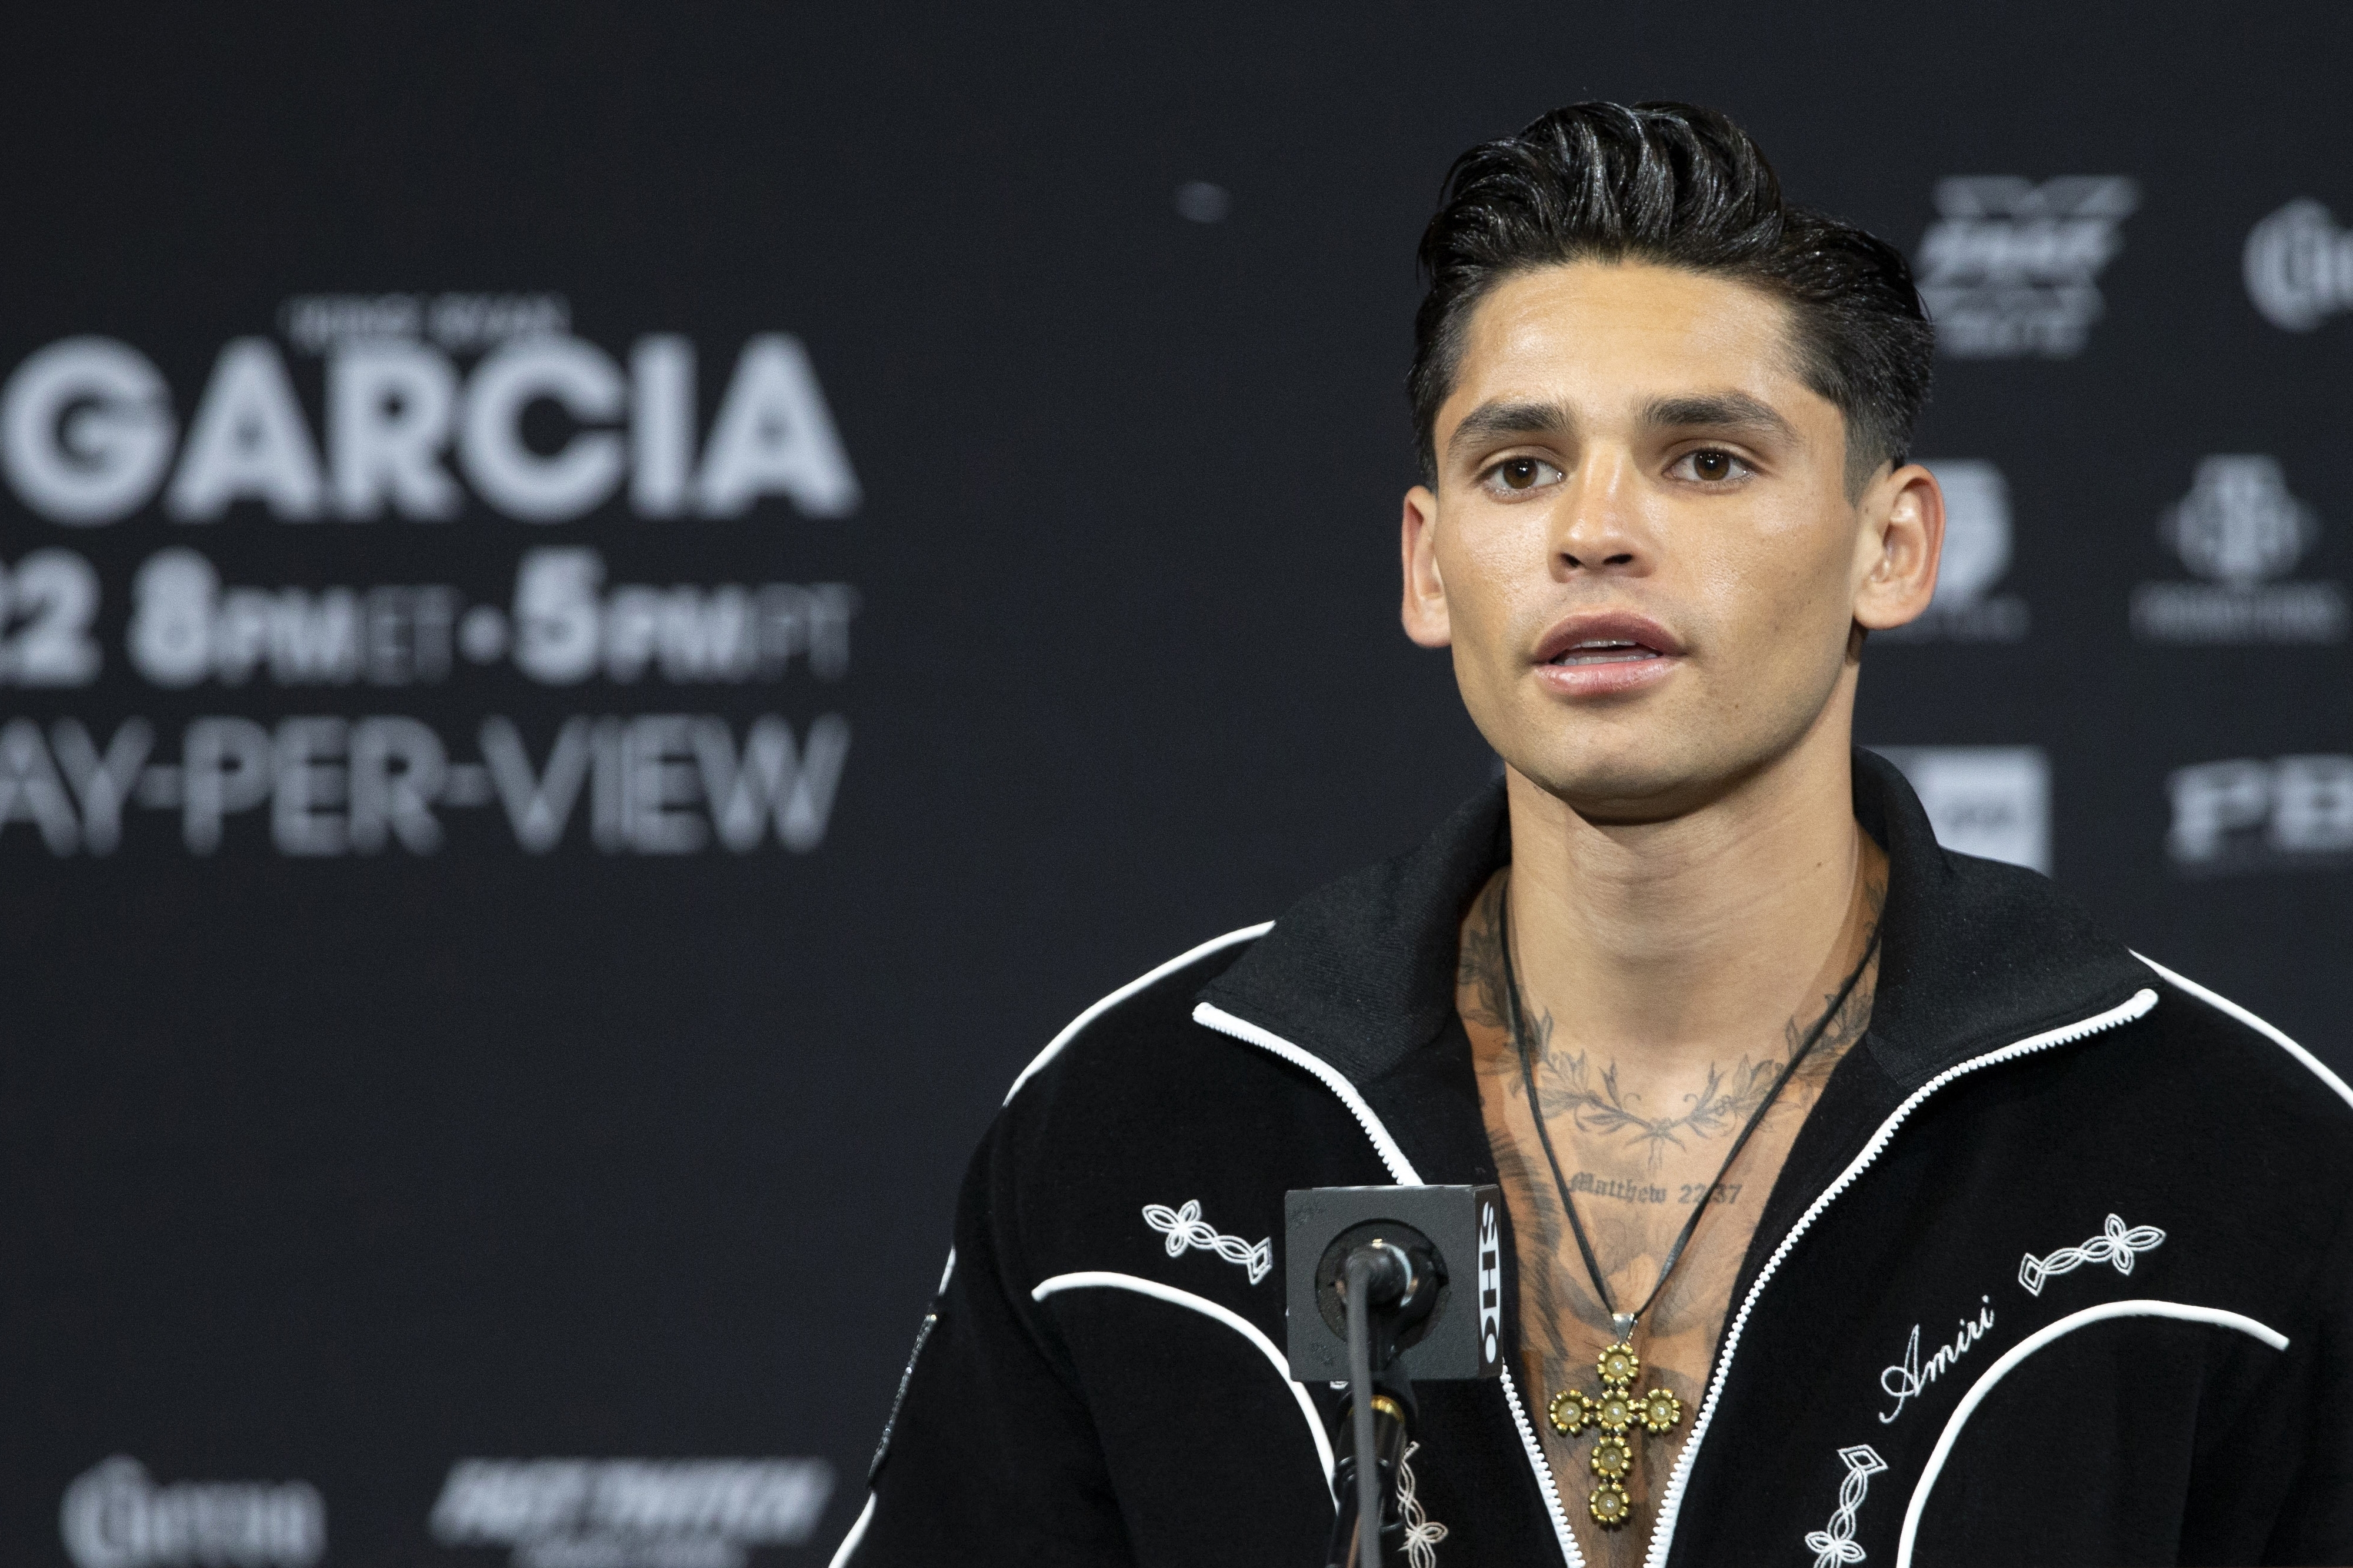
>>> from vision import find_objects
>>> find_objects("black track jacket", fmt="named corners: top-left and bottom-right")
top-left (836, 752), bottom-right (2353, 1567)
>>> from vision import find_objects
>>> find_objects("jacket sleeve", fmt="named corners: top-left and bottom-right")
top-left (2262, 1192), bottom-right (2353, 1563)
top-left (834, 1117), bottom-right (1134, 1567)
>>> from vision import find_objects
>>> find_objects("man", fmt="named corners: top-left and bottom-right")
top-left (834, 103), bottom-right (2353, 1567)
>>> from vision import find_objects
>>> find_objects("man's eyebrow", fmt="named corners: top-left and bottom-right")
top-left (1639, 391), bottom-right (1800, 443)
top-left (1444, 399), bottom-right (1577, 461)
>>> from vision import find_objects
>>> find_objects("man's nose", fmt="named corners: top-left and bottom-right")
top-left (1552, 452), bottom-right (1649, 575)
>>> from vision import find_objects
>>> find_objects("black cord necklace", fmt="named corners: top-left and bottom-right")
top-left (1497, 872), bottom-right (1881, 1531)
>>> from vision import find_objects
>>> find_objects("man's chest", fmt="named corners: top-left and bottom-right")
top-left (1465, 1023), bottom-right (1833, 1566)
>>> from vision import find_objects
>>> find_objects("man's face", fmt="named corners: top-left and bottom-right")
top-left (1401, 261), bottom-right (1937, 821)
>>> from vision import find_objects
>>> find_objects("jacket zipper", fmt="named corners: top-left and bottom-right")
top-left (1640, 986), bottom-right (2159, 1568)
top-left (1197, 986), bottom-right (2160, 1568)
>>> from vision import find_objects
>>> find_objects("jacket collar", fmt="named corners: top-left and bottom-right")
top-left (1199, 749), bottom-right (2149, 1093)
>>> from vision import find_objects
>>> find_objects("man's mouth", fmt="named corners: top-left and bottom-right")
top-left (1530, 613), bottom-right (1686, 693)
top-left (1547, 638), bottom-right (1662, 666)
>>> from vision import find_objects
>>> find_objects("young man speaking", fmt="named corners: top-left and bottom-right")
top-left (834, 104), bottom-right (2353, 1567)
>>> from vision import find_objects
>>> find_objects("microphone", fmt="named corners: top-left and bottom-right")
top-left (1286, 1186), bottom-right (1502, 1568)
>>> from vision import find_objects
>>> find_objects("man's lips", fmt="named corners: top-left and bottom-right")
top-left (1549, 643), bottom-right (1657, 665)
top-left (1530, 612), bottom-right (1685, 698)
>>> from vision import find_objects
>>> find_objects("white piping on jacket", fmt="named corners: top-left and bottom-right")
top-left (830, 925), bottom-right (1271, 1568)
top-left (825, 1492), bottom-right (876, 1568)
top-left (1033, 1270), bottom-right (1337, 1499)
top-left (1893, 1299), bottom-right (2287, 1568)
top-left (1191, 1003), bottom-right (1424, 1186)
top-left (1004, 924), bottom-right (1272, 1105)
top-left (1641, 986), bottom-right (2161, 1568)
top-left (1191, 1000), bottom-right (1587, 1568)
top-left (2134, 952), bottom-right (2353, 1112)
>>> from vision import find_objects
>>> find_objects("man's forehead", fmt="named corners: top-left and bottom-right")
top-left (1442, 260), bottom-right (1821, 432)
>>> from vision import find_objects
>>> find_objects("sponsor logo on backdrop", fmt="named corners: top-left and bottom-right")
top-left (62, 1455), bottom-right (325, 1568)
top-left (2168, 756), bottom-right (2353, 875)
top-left (1877, 459), bottom-right (2028, 643)
top-left (2131, 456), bottom-right (2347, 644)
top-left (1915, 176), bottom-right (2138, 358)
top-left (429, 1457), bottom-right (833, 1568)
top-left (0, 295), bottom-right (863, 857)
top-left (2245, 199), bottom-right (2353, 331)
top-left (1874, 747), bottom-right (2051, 874)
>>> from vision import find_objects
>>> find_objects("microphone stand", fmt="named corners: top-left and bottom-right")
top-left (1326, 1240), bottom-right (1434, 1568)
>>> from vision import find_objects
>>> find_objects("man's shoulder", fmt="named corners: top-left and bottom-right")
top-left (2129, 953), bottom-right (2353, 1136)
top-left (2003, 950), bottom-right (2353, 1223)
top-left (995, 922), bottom-right (1272, 1115)
top-left (968, 921), bottom-right (1402, 1274)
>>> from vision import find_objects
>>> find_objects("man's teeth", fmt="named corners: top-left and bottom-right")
top-left (1551, 639), bottom-right (1657, 665)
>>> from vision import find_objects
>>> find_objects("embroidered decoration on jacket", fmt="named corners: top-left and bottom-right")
top-left (1396, 1441), bottom-right (1448, 1568)
top-left (1142, 1199), bottom-right (1272, 1285)
top-left (1803, 1444), bottom-right (1888, 1567)
top-left (2018, 1213), bottom-right (2166, 1296)
top-left (1877, 1299), bottom-right (1996, 1424)
top-left (1545, 1340), bottom-right (1682, 1529)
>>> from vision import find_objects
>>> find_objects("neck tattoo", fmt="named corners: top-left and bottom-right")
top-left (1497, 872), bottom-right (1881, 1533)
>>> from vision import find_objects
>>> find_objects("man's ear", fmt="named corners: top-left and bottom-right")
top-left (1852, 462), bottom-right (1944, 633)
top-left (1400, 484), bottom-right (1452, 648)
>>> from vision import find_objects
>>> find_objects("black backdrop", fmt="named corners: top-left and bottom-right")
top-left (4, 6), bottom-right (2349, 1566)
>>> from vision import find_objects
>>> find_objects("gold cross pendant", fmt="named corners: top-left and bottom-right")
top-left (1545, 1341), bottom-right (1684, 1529)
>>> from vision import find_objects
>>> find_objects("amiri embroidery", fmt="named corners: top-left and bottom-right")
top-left (1141, 1199), bottom-right (1272, 1285)
top-left (1803, 1445), bottom-right (1887, 1567)
top-left (2018, 1213), bottom-right (2165, 1296)
top-left (1878, 1297), bottom-right (1996, 1423)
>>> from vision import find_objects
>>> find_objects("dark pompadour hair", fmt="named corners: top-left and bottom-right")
top-left (1410, 102), bottom-right (1933, 495)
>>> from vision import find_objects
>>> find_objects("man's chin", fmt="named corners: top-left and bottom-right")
top-left (1507, 748), bottom-right (1747, 825)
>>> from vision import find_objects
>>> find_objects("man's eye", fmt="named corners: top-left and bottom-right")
top-left (1485, 457), bottom-right (1564, 493)
top-left (1673, 449), bottom-right (1751, 483)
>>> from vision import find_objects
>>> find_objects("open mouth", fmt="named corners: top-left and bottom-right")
top-left (1531, 613), bottom-right (1685, 695)
top-left (1547, 638), bottom-right (1663, 667)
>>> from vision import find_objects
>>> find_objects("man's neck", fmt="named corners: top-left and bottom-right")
top-left (1502, 722), bottom-right (1873, 1077)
